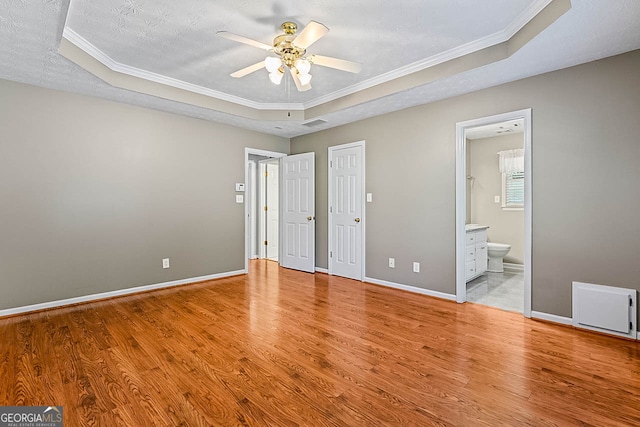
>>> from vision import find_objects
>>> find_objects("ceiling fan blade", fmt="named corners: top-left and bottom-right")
top-left (293, 21), bottom-right (328, 49)
top-left (309, 55), bottom-right (362, 73)
top-left (217, 31), bottom-right (272, 51)
top-left (230, 61), bottom-right (265, 78)
top-left (289, 67), bottom-right (311, 92)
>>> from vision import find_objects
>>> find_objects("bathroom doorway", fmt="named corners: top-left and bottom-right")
top-left (455, 109), bottom-right (532, 317)
top-left (465, 122), bottom-right (525, 313)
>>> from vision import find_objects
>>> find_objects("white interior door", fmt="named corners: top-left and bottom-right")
top-left (329, 142), bottom-right (364, 281)
top-left (280, 152), bottom-right (315, 273)
top-left (258, 161), bottom-right (267, 259)
top-left (248, 160), bottom-right (258, 259)
top-left (265, 160), bottom-right (279, 260)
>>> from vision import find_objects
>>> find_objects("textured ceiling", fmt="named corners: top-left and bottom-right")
top-left (64, 0), bottom-right (531, 105)
top-left (466, 119), bottom-right (525, 140)
top-left (1, 0), bottom-right (639, 138)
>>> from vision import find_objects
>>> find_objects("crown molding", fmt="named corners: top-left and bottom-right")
top-left (303, 0), bottom-right (555, 109)
top-left (62, 27), bottom-right (304, 112)
top-left (506, 0), bottom-right (555, 38)
top-left (62, 0), bottom-right (556, 113)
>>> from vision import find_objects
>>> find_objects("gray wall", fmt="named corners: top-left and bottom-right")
top-left (2, 50), bottom-right (639, 322)
top-left (0, 79), bottom-right (289, 310)
top-left (291, 49), bottom-right (640, 319)
top-left (468, 133), bottom-right (525, 264)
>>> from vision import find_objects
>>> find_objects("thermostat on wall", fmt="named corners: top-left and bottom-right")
top-left (235, 183), bottom-right (245, 192)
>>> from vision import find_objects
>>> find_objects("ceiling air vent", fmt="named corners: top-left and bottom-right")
top-left (302, 119), bottom-right (328, 127)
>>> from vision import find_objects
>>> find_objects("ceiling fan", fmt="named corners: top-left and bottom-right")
top-left (217, 21), bottom-right (362, 92)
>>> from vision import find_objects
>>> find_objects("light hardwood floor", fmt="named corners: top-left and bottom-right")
top-left (1, 259), bottom-right (639, 426)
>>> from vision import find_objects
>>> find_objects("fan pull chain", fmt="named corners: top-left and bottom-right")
top-left (285, 69), bottom-right (291, 101)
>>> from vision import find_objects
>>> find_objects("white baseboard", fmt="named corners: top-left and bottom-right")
top-left (532, 311), bottom-right (640, 341)
top-left (504, 262), bottom-right (524, 271)
top-left (364, 277), bottom-right (456, 301)
top-left (0, 270), bottom-right (245, 318)
top-left (531, 310), bottom-right (572, 325)
top-left (315, 267), bottom-right (329, 274)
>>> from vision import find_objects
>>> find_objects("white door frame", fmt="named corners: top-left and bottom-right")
top-left (328, 140), bottom-right (366, 281)
top-left (455, 109), bottom-right (532, 317)
top-left (244, 148), bottom-right (286, 273)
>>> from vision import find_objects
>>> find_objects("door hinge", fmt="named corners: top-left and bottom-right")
top-left (330, 160), bottom-right (333, 168)
top-left (630, 298), bottom-right (634, 307)
top-left (264, 240), bottom-right (268, 246)
top-left (265, 171), bottom-right (268, 177)
top-left (264, 206), bottom-right (268, 211)
top-left (330, 206), bottom-right (333, 213)
top-left (330, 251), bottom-right (333, 258)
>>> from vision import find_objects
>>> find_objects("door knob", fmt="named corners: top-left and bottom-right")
top-left (307, 216), bottom-right (314, 221)
top-left (354, 218), bottom-right (361, 223)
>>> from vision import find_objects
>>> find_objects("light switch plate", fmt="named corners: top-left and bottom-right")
top-left (236, 195), bottom-right (244, 203)
top-left (162, 258), bottom-right (170, 269)
top-left (366, 193), bottom-right (373, 202)
top-left (494, 195), bottom-right (500, 203)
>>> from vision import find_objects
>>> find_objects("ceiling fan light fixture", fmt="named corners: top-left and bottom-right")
top-left (269, 69), bottom-right (284, 85)
top-left (221, 20), bottom-right (361, 92)
top-left (294, 58), bottom-right (311, 75)
top-left (298, 72), bottom-right (312, 86)
top-left (265, 56), bottom-right (282, 73)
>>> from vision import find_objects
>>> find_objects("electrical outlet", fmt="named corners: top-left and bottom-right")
top-left (413, 262), bottom-right (420, 273)
top-left (162, 258), bottom-right (170, 269)
top-left (389, 257), bottom-right (395, 268)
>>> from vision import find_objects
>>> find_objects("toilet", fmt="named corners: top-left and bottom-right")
top-left (487, 242), bottom-right (511, 273)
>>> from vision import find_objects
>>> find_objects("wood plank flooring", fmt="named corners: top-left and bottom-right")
top-left (1, 259), bottom-right (639, 426)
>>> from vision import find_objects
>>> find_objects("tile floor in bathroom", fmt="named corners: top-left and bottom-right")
top-left (466, 268), bottom-right (524, 313)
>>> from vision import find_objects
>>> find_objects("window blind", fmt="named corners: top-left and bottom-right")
top-left (505, 171), bottom-right (524, 206)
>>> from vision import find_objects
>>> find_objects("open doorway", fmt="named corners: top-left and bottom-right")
top-left (258, 158), bottom-right (279, 261)
top-left (465, 120), bottom-right (525, 313)
top-left (244, 148), bottom-right (317, 274)
top-left (455, 109), bottom-right (532, 317)
top-left (248, 154), bottom-right (280, 261)
top-left (244, 148), bottom-right (286, 272)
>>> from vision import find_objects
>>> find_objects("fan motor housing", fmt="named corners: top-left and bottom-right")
top-left (273, 34), bottom-right (306, 67)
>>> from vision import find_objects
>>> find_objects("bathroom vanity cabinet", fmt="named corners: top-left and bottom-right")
top-left (465, 226), bottom-right (488, 282)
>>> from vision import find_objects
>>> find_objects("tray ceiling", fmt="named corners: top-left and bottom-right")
top-left (1, 0), bottom-right (639, 137)
top-left (63, 0), bottom-right (532, 105)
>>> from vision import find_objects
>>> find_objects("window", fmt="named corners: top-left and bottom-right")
top-left (502, 170), bottom-right (524, 209)
top-left (498, 148), bottom-right (524, 210)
